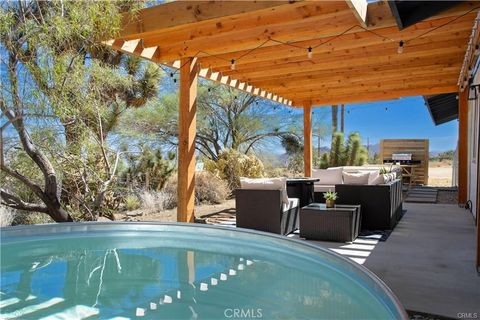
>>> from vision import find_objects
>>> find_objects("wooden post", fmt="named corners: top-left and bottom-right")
top-left (304, 104), bottom-right (312, 177)
top-left (177, 57), bottom-right (198, 223)
top-left (458, 89), bottom-right (468, 205)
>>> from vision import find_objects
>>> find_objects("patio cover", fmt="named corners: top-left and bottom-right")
top-left (105, 1), bottom-right (480, 107)
top-left (104, 0), bottom-right (479, 232)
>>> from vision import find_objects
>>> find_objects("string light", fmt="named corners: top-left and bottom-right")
top-left (146, 7), bottom-right (479, 106)
top-left (397, 40), bottom-right (404, 54)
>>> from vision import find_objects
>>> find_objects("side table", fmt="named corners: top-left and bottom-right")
top-left (299, 203), bottom-right (361, 242)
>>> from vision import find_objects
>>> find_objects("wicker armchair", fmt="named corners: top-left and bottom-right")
top-left (235, 189), bottom-right (299, 235)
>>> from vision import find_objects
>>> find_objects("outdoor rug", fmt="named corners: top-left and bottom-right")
top-left (202, 209), bottom-right (407, 242)
top-left (357, 209), bottom-right (407, 242)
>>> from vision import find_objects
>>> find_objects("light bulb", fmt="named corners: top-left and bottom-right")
top-left (397, 40), bottom-right (404, 54)
top-left (307, 47), bottom-right (313, 59)
top-left (230, 59), bottom-right (236, 70)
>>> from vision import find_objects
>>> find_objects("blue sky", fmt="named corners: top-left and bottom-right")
top-left (308, 96), bottom-right (458, 152)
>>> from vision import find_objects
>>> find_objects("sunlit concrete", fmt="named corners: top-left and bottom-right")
top-left (302, 203), bottom-right (479, 318)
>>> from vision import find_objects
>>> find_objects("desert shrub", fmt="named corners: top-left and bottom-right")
top-left (204, 149), bottom-right (264, 189)
top-left (162, 172), bottom-right (230, 209)
top-left (195, 171), bottom-right (230, 204)
top-left (139, 190), bottom-right (166, 212)
top-left (0, 205), bottom-right (17, 227)
top-left (124, 195), bottom-right (141, 211)
top-left (264, 167), bottom-right (289, 178)
top-left (12, 211), bottom-right (54, 225)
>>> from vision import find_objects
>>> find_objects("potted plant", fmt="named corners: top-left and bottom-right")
top-left (323, 191), bottom-right (338, 208)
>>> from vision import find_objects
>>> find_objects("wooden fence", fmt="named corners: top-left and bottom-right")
top-left (379, 139), bottom-right (429, 185)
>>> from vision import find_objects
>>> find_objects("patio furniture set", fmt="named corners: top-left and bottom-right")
top-left (236, 167), bottom-right (403, 242)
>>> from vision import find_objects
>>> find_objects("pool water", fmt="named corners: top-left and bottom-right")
top-left (0, 223), bottom-right (406, 319)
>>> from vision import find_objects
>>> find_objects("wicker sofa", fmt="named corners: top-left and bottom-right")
top-left (236, 189), bottom-right (299, 235)
top-left (334, 179), bottom-right (403, 230)
top-left (311, 166), bottom-right (403, 230)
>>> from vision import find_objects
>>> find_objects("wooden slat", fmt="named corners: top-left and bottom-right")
top-left (293, 85), bottom-right (457, 107)
top-left (269, 71), bottom-right (460, 94)
top-left (177, 57), bottom-right (198, 223)
top-left (244, 55), bottom-right (461, 84)
top-left (197, 16), bottom-right (474, 69)
top-left (380, 139), bottom-right (430, 185)
top-left (215, 32), bottom-right (470, 77)
top-left (219, 45), bottom-right (467, 80)
top-left (287, 78), bottom-right (459, 101)
top-left (107, 40), bottom-right (291, 106)
top-left (119, 1), bottom-right (297, 40)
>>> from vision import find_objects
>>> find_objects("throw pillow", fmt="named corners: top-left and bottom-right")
top-left (343, 172), bottom-right (370, 185)
top-left (240, 177), bottom-right (289, 205)
top-left (311, 167), bottom-right (343, 185)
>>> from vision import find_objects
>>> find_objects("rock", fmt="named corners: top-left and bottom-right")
top-left (126, 211), bottom-right (143, 217)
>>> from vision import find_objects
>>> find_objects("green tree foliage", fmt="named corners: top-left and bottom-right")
top-left (320, 132), bottom-right (368, 168)
top-left (123, 146), bottom-right (175, 191)
top-left (204, 148), bottom-right (265, 190)
top-left (0, 1), bottom-right (160, 221)
top-left (281, 133), bottom-right (303, 156)
top-left (120, 85), bottom-right (294, 160)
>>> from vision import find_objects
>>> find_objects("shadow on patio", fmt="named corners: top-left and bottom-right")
top-left (296, 203), bottom-right (479, 318)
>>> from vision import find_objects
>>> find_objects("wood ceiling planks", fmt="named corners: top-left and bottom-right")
top-left (106, 0), bottom-right (480, 107)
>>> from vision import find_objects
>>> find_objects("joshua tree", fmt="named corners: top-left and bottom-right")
top-left (320, 132), bottom-right (368, 168)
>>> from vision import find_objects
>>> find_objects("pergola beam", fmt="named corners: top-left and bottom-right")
top-left (104, 40), bottom-right (291, 107)
top-left (196, 15), bottom-right (474, 69)
top-left (218, 45), bottom-right (467, 79)
top-left (119, 1), bottom-right (297, 40)
top-left (275, 72), bottom-right (460, 96)
top-left (291, 85), bottom-right (458, 107)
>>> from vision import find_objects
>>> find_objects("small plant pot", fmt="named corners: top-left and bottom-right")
top-left (325, 199), bottom-right (335, 208)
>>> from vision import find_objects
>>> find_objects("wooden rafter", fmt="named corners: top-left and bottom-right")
top-left (104, 39), bottom-right (293, 106)
top-left (104, 1), bottom-right (480, 107)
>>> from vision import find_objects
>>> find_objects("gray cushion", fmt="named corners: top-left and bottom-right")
top-left (314, 185), bottom-right (336, 193)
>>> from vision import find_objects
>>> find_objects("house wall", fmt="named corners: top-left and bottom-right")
top-left (468, 71), bottom-right (480, 220)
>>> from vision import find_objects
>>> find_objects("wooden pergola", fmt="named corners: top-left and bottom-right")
top-left (104, 0), bottom-right (480, 223)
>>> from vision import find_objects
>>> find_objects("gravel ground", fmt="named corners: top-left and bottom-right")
top-left (113, 199), bottom-right (236, 222)
top-left (436, 190), bottom-right (458, 204)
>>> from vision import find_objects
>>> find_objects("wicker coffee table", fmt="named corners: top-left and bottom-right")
top-left (299, 203), bottom-right (361, 242)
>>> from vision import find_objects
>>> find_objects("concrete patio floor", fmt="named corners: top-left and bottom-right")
top-left (298, 203), bottom-right (480, 318)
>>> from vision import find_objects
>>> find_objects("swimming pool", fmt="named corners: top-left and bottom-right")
top-left (1, 222), bottom-right (407, 319)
